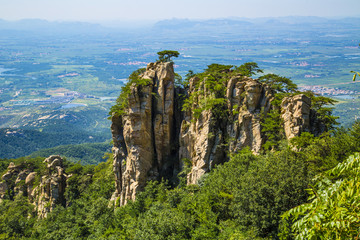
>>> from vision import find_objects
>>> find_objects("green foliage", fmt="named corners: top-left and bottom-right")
top-left (261, 108), bottom-right (283, 151)
top-left (234, 62), bottom-right (263, 77)
top-left (258, 74), bottom-right (297, 93)
top-left (109, 67), bottom-right (148, 117)
top-left (289, 121), bottom-right (360, 174)
top-left (30, 142), bottom-right (111, 165)
top-left (183, 70), bottom-right (195, 87)
top-left (134, 202), bottom-right (193, 240)
top-left (304, 91), bottom-right (339, 130)
top-left (203, 149), bottom-right (310, 238)
top-left (259, 75), bottom-right (297, 151)
top-left (157, 50), bottom-right (180, 62)
top-left (0, 127), bottom-right (108, 159)
top-left (281, 153), bottom-right (360, 239)
top-left (0, 197), bottom-right (35, 240)
top-left (3, 120), bottom-right (360, 239)
top-left (182, 63), bottom-right (235, 120)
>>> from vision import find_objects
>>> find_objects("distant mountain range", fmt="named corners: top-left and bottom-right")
top-left (1, 16), bottom-right (360, 33)
top-left (152, 16), bottom-right (360, 31)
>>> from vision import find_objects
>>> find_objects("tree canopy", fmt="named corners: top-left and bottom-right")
top-left (157, 50), bottom-right (180, 62)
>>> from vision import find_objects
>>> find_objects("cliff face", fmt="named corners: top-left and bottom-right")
top-left (281, 94), bottom-right (325, 138)
top-left (111, 62), bottom-right (179, 206)
top-left (0, 155), bottom-right (68, 217)
top-left (111, 61), bottom-right (325, 203)
top-left (180, 76), bottom-right (274, 184)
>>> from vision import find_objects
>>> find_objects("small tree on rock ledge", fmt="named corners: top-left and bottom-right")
top-left (157, 50), bottom-right (179, 62)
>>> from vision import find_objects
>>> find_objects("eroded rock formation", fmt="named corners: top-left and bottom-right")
top-left (0, 162), bottom-right (31, 200)
top-left (281, 94), bottom-right (312, 139)
top-left (111, 61), bottom-right (179, 206)
top-left (111, 61), bottom-right (327, 202)
top-left (179, 76), bottom-right (275, 184)
top-left (33, 155), bottom-right (68, 218)
top-left (0, 155), bottom-right (69, 217)
top-left (281, 94), bottom-right (326, 138)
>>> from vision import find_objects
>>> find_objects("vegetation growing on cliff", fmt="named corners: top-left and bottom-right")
top-left (182, 62), bottom-right (263, 119)
top-left (109, 68), bottom-right (148, 116)
top-left (178, 61), bottom-right (338, 152)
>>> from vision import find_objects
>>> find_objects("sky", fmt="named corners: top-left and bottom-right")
top-left (0, 0), bottom-right (360, 22)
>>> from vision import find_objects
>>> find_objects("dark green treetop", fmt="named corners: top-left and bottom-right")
top-left (234, 62), bottom-right (263, 77)
top-left (157, 50), bottom-right (180, 62)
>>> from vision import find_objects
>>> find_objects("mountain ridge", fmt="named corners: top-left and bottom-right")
top-left (110, 60), bottom-right (332, 205)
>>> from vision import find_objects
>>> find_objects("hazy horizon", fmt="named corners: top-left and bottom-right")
top-left (1, 15), bottom-right (360, 30)
top-left (1, 0), bottom-right (360, 22)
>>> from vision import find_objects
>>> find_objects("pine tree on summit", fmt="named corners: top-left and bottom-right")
top-left (157, 50), bottom-right (179, 62)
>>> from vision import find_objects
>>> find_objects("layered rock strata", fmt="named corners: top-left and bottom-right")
top-left (179, 76), bottom-right (274, 184)
top-left (111, 61), bottom-right (326, 201)
top-left (111, 62), bottom-right (178, 206)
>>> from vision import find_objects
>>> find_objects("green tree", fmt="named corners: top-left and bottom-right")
top-left (281, 153), bottom-right (360, 240)
top-left (202, 149), bottom-right (310, 238)
top-left (258, 74), bottom-right (297, 93)
top-left (234, 62), bottom-right (263, 77)
top-left (157, 50), bottom-right (180, 62)
top-left (0, 197), bottom-right (35, 240)
top-left (304, 92), bottom-right (339, 131)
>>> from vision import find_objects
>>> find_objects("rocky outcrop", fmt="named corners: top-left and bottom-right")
top-left (0, 162), bottom-right (28, 199)
top-left (0, 155), bottom-right (69, 217)
top-left (111, 61), bottom-right (179, 206)
top-left (180, 76), bottom-right (274, 184)
top-left (111, 61), bottom-right (327, 201)
top-left (281, 94), bottom-right (311, 139)
top-left (33, 155), bottom-right (68, 218)
top-left (281, 94), bottom-right (326, 138)
top-left (226, 76), bottom-right (273, 153)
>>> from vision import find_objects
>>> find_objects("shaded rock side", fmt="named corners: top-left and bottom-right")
top-left (111, 61), bottom-right (177, 206)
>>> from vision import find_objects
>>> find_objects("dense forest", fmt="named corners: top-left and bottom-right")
top-left (0, 126), bottom-right (110, 160)
top-left (1, 125), bottom-right (360, 239)
top-left (1, 57), bottom-right (360, 239)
